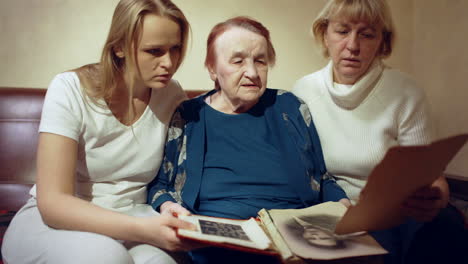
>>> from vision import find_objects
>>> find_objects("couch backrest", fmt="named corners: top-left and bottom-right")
top-left (0, 88), bottom-right (46, 210)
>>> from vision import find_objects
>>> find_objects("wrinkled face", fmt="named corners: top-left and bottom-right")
top-left (209, 27), bottom-right (269, 112)
top-left (324, 18), bottom-right (383, 84)
top-left (127, 14), bottom-right (181, 90)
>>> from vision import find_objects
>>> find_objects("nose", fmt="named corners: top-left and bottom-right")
top-left (160, 52), bottom-right (173, 69)
top-left (244, 61), bottom-right (259, 79)
top-left (346, 32), bottom-right (360, 53)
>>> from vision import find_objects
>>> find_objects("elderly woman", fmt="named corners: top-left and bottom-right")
top-left (148, 16), bottom-right (349, 264)
top-left (292, 0), bottom-right (466, 263)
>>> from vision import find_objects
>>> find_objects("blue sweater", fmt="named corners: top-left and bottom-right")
top-left (148, 89), bottom-right (347, 216)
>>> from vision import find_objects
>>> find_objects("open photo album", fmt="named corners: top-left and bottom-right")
top-left (177, 134), bottom-right (468, 263)
top-left (178, 202), bottom-right (386, 263)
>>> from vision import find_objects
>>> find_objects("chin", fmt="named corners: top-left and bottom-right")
top-left (244, 94), bottom-right (261, 101)
top-left (245, 86), bottom-right (265, 94)
top-left (241, 92), bottom-right (264, 104)
top-left (148, 80), bottom-right (170, 90)
top-left (339, 69), bottom-right (364, 79)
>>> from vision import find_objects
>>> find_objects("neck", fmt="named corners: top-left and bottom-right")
top-left (105, 78), bottom-right (152, 125)
top-left (333, 71), bottom-right (358, 85)
top-left (112, 74), bottom-right (152, 103)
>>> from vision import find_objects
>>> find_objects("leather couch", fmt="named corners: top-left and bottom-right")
top-left (1, 88), bottom-right (45, 211)
top-left (1, 87), bottom-right (466, 263)
top-left (0, 87), bottom-right (204, 262)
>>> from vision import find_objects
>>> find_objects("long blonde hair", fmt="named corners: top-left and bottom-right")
top-left (75, 0), bottom-right (189, 120)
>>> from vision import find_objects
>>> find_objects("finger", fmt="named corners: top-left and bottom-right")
top-left (150, 224), bottom-right (182, 251)
top-left (165, 204), bottom-right (191, 217)
top-left (425, 186), bottom-right (442, 199)
top-left (176, 207), bottom-right (192, 216)
top-left (402, 203), bottom-right (439, 221)
top-left (161, 208), bottom-right (174, 216)
top-left (165, 217), bottom-right (197, 231)
top-left (170, 205), bottom-right (191, 216)
top-left (162, 224), bottom-right (202, 252)
top-left (404, 208), bottom-right (438, 222)
top-left (160, 201), bottom-right (176, 213)
top-left (410, 187), bottom-right (431, 199)
top-left (412, 186), bottom-right (442, 200)
top-left (404, 197), bottom-right (444, 211)
top-left (180, 239), bottom-right (207, 251)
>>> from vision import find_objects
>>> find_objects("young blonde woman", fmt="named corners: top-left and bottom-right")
top-left (1, 0), bottom-right (197, 263)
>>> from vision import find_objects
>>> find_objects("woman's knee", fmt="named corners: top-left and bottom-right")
top-left (128, 243), bottom-right (186, 264)
top-left (46, 232), bottom-right (134, 264)
top-left (4, 227), bottom-right (134, 264)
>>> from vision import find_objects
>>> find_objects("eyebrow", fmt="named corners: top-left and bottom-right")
top-left (334, 22), bottom-right (377, 31)
top-left (140, 44), bottom-right (163, 49)
top-left (230, 51), bottom-right (246, 58)
top-left (230, 51), bottom-right (267, 60)
top-left (140, 42), bottom-right (180, 49)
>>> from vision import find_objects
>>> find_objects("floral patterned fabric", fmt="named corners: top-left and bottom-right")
top-left (147, 88), bottom-right (347, 213)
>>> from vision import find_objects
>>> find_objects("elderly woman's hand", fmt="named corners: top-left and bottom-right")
top-left (402, 176), bottom-right (449, 222)
top-left (160, 201), bottom-right (191, 217)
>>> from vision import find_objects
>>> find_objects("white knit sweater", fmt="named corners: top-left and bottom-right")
top-left (292, 60), bottom-right (433, 201)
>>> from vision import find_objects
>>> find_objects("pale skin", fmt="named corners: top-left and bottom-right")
top-left (36, 14), bottom-right (197, 252)
top-left (112, 14), bottom-right (183, 124)
top-left (324, 19), bottom-right (383, 85)
top-left (324, 18), bottom-right (449, 220)
top-left (162, 26), bottom-right (350, 214)
top-left (207, 27), bottom-right (269, 114)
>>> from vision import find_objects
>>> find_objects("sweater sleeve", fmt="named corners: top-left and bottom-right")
top-left (295, 95), bottom-right (348, 202)
top-left (398, 82), bottom-right (433, 146)
top-left (320, 173), bottom-right (348, 202)
top-left (147, 108), bottom-right (187, 211)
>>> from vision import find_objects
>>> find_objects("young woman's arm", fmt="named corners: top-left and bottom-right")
top-left (35, 132), bottom-right (195, 251)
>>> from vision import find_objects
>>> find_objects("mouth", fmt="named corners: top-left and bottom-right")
top-left (154, 74), bottom-right (171, 81)
top-left (340, 58), bottom-right (362, 68)
top-left (343, 58), bottom-right (361, 62)
top-left (342, 58), bottom-right (361, 64)
top-left (241, 83), bottom-right (260, 89)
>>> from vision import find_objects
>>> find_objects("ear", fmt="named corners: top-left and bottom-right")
top-left (114, 46), bottom-right (125, 58)
top-left (323, 30), bottom-right (329, 49)
top-left (207, 65), bottom-right (217, 82)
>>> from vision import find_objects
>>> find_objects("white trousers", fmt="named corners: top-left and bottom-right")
top-left (1, 198), bottom-right (191, 264)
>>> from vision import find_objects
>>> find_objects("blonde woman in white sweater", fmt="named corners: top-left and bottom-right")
top-left (292, 0), bottom-right (466, 263)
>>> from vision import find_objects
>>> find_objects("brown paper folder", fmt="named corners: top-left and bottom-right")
top-left (335, 134), bottom-right (468, 234)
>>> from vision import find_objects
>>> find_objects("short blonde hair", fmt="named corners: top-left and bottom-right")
top-left (312, 0), bottom-right (394, 58)
top-left (76, 0), bottom-right (189, 117)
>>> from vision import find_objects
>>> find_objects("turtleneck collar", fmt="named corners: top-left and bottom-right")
top-left (324, 59), bottom-right (384, 109)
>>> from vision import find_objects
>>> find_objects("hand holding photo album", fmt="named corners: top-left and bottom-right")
top-left (177, 134), bottom-right (468, 263)
top-left (178, 202), bottom-right (386, 263)
top-left (335, 133), bottom-right (468, 234)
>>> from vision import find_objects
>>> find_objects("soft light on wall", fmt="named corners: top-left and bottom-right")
top-left (0, 0), bottom-right (467, 178)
